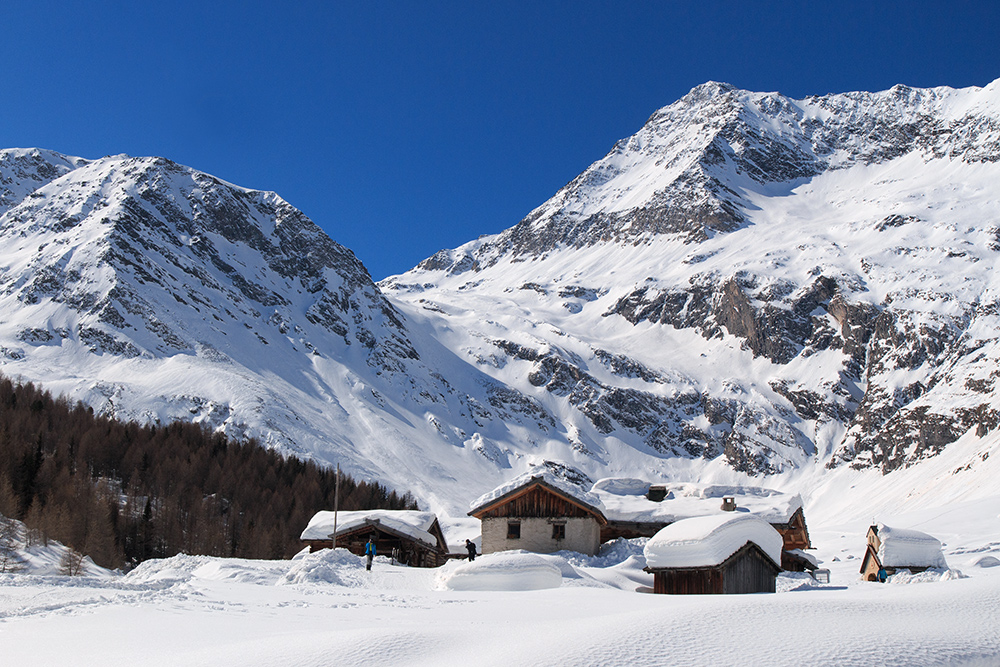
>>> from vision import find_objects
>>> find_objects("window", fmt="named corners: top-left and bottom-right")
top-left (552, 523), bottom-right (566, 540)
top-left (507, 522), bottom-right (520, 539)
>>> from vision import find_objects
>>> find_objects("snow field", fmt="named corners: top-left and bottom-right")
top-left (1, 554), bottom-right (998, 666)
top-left (2, 508), bottom-right (1000, 667)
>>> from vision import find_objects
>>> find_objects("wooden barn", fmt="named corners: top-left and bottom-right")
top-left (643, 513), bottom-right (783, 595)
top-left (468, 474), bottom-right (607, 556)
top-left (859, 523), bottom-right (947, 581)
top-left (300, 510), bottom-right (449, 568)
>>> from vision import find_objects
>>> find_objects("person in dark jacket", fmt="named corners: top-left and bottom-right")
top-left (365, 536), bottom-right (376, 571)
top-left (465, 539), bottom-right (477, 561)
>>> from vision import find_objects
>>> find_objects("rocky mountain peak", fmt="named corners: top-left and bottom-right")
top-left (1, 152), bottom-right (421, 378)
top-left (385, 79), bottom-right (1000, 483)
top-left (402, 79), bottom-right (1000, 278)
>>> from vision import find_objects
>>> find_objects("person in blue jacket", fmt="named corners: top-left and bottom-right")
top-left (365, 536), bottom-right (376, 571)
top-left (877, 566), bottom-right (887, 583)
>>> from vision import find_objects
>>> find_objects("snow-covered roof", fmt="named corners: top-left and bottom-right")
top-left (300, 510), bottom-right (443, 550)
top-left (591, 478), bottom-right (803, 525)
top-left (468, 472), bottom-right (605, 519)
top-left (876, 524), bottom-right (948, 569)
top-left (644, 513), bottom-right (783, 569)
top-left (785, 549), bottom-right (819, 568)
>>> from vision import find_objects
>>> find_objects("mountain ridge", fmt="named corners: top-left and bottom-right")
top-left (385, 77), bottom-right (1000, 483)
top-left (2, 77), bottom-right (999, 516)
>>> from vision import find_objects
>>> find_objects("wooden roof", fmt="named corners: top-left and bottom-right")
top-left (468, 476), bottom-right (607, 524)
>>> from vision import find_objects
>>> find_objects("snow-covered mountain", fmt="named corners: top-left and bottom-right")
top-left (383, 78), bottom-right (1000, 491)
top-left (2, 78), bottom-right (999, 517)
top-left (0, 149), bottom-right (542, 512)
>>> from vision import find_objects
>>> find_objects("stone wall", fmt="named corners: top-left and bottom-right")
top-left (481, 516), bottom-right (600, 556)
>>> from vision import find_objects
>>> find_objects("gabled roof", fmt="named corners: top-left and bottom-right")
top-left (468, 473), bottom-right (607, 523)
top-left (643, 513), bottom-right (783, 569)
top-left (300, 510), bottom-right (446, 551)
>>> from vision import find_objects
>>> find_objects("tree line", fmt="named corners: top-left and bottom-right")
top-left (0, 374), bottom-right (417, 570)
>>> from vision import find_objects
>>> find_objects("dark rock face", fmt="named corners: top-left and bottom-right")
top-left (607, 274), bottom-right (850, 366)
top-left (605, 266), bottom-right (996, 474)
top-left (827, 305), bottom-right (999, 473)
top-left (496, 337), bottom-right (734, 460)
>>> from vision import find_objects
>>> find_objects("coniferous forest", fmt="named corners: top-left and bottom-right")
top-left (0, 374), bottom-right (418, 570)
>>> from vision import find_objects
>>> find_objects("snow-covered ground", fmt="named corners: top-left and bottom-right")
top-left (3, 498), bottom-right (999, 667)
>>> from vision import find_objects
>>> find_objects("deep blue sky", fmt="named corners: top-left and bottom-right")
top-left (3, 2), bottom-right (998, 279)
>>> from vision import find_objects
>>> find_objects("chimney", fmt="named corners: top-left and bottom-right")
top-left (721, 496), bottom-right (736, 512)
top-left (647, 485), bottom-right (667, 502)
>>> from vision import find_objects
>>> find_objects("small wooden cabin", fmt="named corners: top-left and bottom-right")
top-left (300, 510), bottom-right (449, 568)
top-left (650, 541), bottom-right (781, 595)
top-left (468, 475), bottom-right (607, 556)
top-left (859, 523), bottom-right (947, 581)
top-left (643, 514), bottom-right (783, 595)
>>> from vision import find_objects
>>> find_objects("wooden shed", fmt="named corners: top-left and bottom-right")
top-left (650, 541), bottom-right (781, 594)
top-left (468, 474), bottom-right (607, 556)
top-left (643, 514), bottom-right (783, 595)
top-left (300, 510), bottom-right (449, 568)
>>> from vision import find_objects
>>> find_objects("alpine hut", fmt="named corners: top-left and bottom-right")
top-left (300, 510), bottom-right (449, 568)
top-left (468, 473), bottom-right (607, 556)
top-left (592, 480), bottom-right (813, 570)
top-left (643, 513), bottom-right (783, 594)
top-left (860, 523), bottom-right (947, 581)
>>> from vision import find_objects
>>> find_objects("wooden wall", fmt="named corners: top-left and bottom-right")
top-left (477, 485), bottom-right (596, 520)
top-left (651, 542), bottom-right (778, 595)
top-left (600, 521), bottom-right (663, 543)
top-left (773, 507), bottom-right (811, 551)
top-left (721, 542), bottom-right (779, 594)
top-left (654, 566), bottom-right (722, 595)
